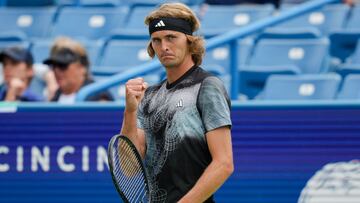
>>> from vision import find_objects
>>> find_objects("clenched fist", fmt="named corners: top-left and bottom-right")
top-left (125, 77), bottom-right (148, 113)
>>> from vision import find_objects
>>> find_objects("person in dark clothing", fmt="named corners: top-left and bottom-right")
top-left (43, 37), bottom-right (113, 103)
top-left (0, 46), bottom-right (43, 102)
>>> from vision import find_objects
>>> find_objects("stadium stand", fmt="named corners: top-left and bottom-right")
top-left (329, 4), bottom-right (360, 61)
top-left (78, 0), bottom-right (121, 7)
top-left (276, 4), bottom-right (350, 36)
top-left (98, 39), bottom-right (151, 71)
top-left (247, 38), bottom-right (330, 74)
top-left (29, 39), bottom-right (52, 64)
top-left (337, 74), bottom-right (360, 99)
top-left (197, 4), bottom-right (275, 37)
top-left (344, 38), bottom-right (360, 64)
top-left (239, 38), bottom-right (330, 99)
top-left (0, 7), bottom-right (56, 38)
top-left (51, 6), bottom-right (129, 40)
top-left (0, 32), bottom-right (29, 51)
top-left (258, 27), bottom-right (322, 40)
top-left (120, 6), bottom-right (155, 36)
top-left (4, 0), bottom-right (56, 7)
top-left (204, 37), bottom-right (253, 72)
top-left (335, 38), bottom-right (360, 75)
top-left (0, 0), bottom-right (358, 102)
top-left (262, 74), bottom-right (341, 100)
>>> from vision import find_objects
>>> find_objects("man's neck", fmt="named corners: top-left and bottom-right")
top-left (166, 57), bottom-right (195, 84)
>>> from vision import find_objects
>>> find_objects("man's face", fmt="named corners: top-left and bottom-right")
top-left (151, 30), bottom-right (190, 68)
top-left (2, 56), bottom-right (33, 86)
top-left (52, 62), bottom-right (86, 94)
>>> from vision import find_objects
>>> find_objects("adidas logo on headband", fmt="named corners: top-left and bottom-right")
top-left (149, 17), bottom-right (193, 35)
top-left (155, 20), bottom-right (166, 28)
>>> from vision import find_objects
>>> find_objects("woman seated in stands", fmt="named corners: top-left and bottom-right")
top-left (43, 37), bottom-right (113, 104)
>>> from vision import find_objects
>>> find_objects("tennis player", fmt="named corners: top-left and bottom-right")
top-left (121, 3), bottom-right (233, 202)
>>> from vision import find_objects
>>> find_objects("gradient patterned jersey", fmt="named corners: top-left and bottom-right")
top-left (137, 66), bottom-right (231, 203)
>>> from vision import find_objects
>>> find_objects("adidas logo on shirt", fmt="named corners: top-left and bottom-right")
top-left (176, 99), bottom-right (183, 108)
top-left (155, 20), bottom-right (166, 28)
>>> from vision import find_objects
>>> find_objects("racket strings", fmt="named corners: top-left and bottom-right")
top-left (111, 138), bottom-right (150, 203)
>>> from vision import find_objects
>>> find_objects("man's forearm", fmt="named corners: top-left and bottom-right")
top-left (121, 110), bottom-right (137, 137)
top-left (178, 159), bottom-right (234, 203)
top-left (120, 110), bottom-right (146, 158)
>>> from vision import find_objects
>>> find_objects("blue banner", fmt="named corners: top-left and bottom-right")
top-left (0, 103), bottom-right (359, 203)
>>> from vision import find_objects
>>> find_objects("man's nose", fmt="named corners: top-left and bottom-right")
top-left (161, 41), bottom-right (169, 51)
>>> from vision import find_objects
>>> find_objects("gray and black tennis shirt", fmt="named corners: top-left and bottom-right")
top-left (137, 66), bottom-right (232, 203)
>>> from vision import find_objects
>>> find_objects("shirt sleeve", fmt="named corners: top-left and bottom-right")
top-left (197, 76), bottom-right (232, 132)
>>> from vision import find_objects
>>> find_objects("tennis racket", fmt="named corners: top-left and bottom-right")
top-left (108, 134), bottom-right (151, 203)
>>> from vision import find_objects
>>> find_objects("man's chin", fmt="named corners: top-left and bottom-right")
top-left (161, 60), bottom-right (178, 68)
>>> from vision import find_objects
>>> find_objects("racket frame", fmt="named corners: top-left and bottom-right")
top-left (108, 134), bottom-right (151, 203)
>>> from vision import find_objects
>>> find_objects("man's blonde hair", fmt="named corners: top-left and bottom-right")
top-left (145, 3), bottom-right (205, 66)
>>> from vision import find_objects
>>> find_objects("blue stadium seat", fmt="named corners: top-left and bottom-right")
top-left (0, 32), bottom-right (29, 51)
top-left (276, 4), bottom-right (350, 36)
top-left (5, 0), bottom-right (56, 7)
top-left (0, 7), bottom-right (56, 38)
top-left (30, 39), bottom-right (103, 66)
top-left (198, 4), bottom-right (274, 36)
top-left (262, 74), bottom-right (341, 100)
top-left (51, 6), bottom-right (129, 40)
top-left (238, 38), bottom-right (329, 99)
top-left (248, 38), bottom-right (330, 74)
top-left (121, 0), bottom-right (199, 7)
top-left (122, 6), bottom-right (155, 36)
top-left (345, 4), bottom-right (360, 30)
top-left (259, 27), bottom-right (321, 40)
top-left (203, 37), bottom-right (253, 75)
top-left (99, 39), bottom-right (152, 71)
top-left (56, 0), bottom-right (78, 6)
top-left (329, 30), bottom-right (360, 62)
top-left (327, 5), bottom-right (360, 61)
top-left (345, 39), bottom-right (360, 64)
top-left (239, 65), bottom-right (300, 99)
top-left (30, 39), bottom-right (52, 64)
top-left (335, 39), bottom-right (360, 77)
top-left (336, 64), bottom-right (360, 78)
top-left (78, 0), bottom-right (121, 7)
top-left (337, 74), bottom-right (360, 99)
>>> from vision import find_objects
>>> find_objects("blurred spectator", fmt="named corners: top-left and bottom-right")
top-left (0, 46), bottom-right (43, 102)
top-left (43, 37), bottom-right (113, 104)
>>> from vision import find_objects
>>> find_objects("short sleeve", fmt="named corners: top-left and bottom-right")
top-left (197, 76), bottom-right (232, 132)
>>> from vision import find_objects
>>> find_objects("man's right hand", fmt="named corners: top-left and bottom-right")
top-left (125, 77), bottom-right (148, 113)
top-left (5, 78), bottom-right (26, 101)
